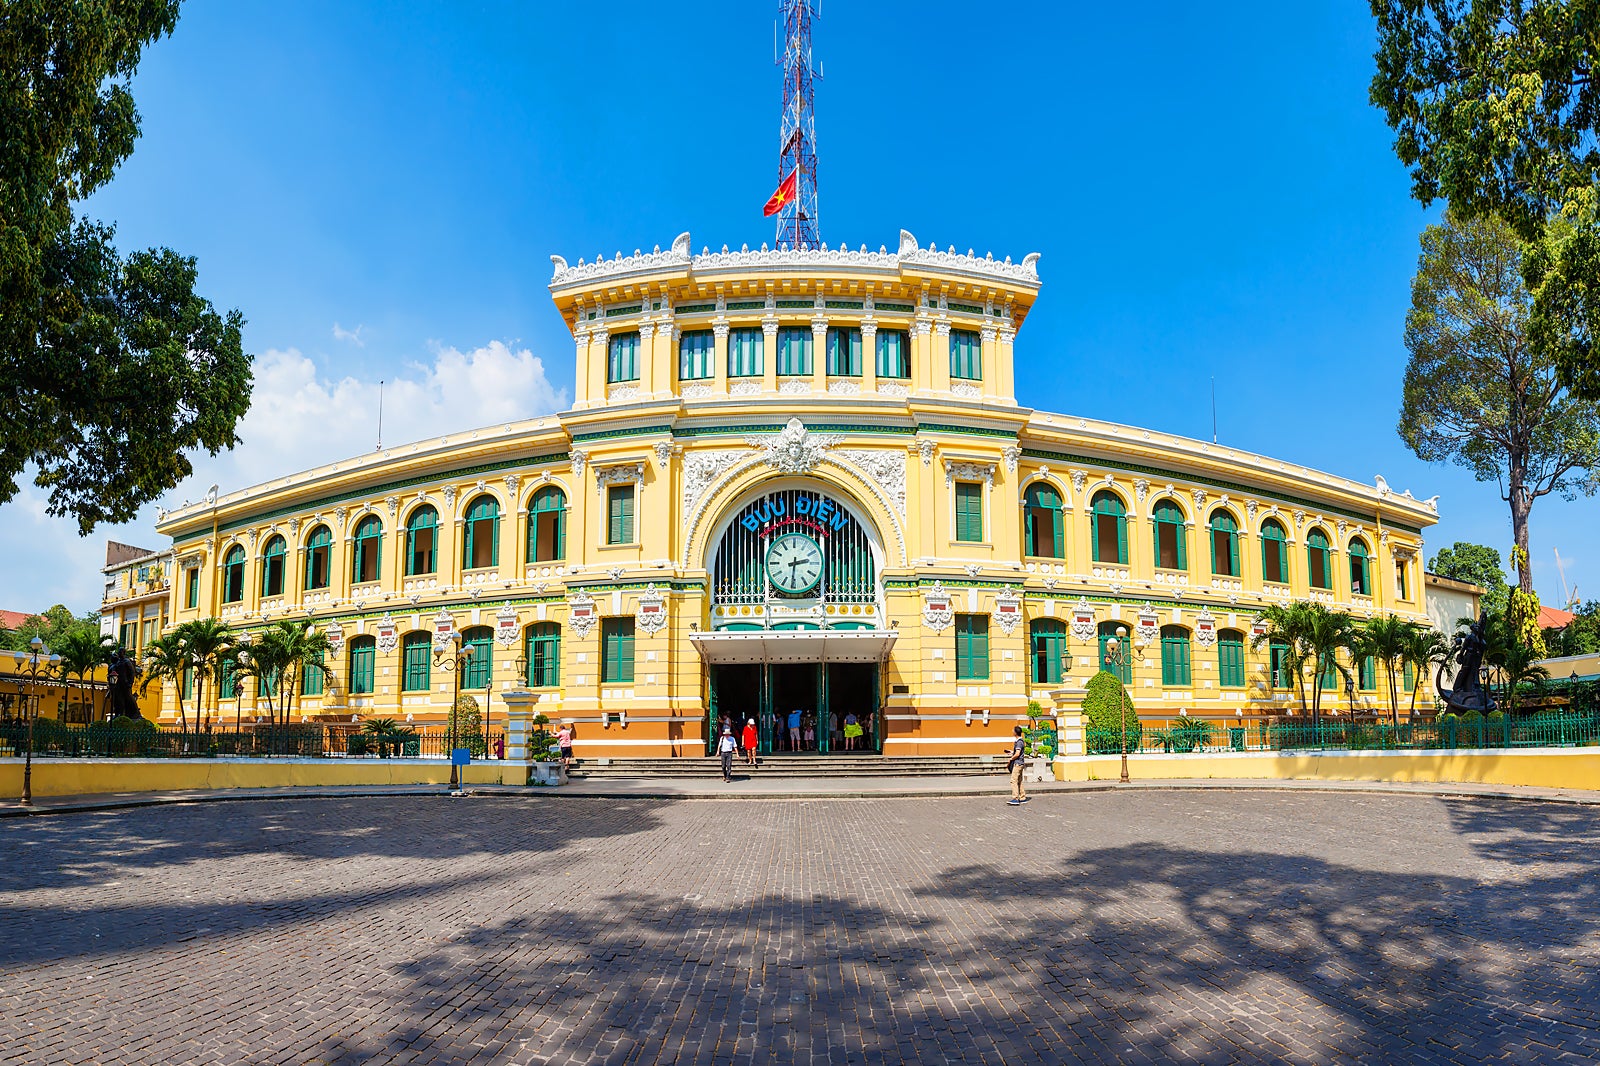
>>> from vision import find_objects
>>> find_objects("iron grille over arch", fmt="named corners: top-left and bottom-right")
top-left (710, 484), bottom-right (880, 615)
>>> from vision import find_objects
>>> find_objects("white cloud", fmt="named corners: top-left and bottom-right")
top-left (331, 322), bottom-right (365, 346)
top-left (0, 340), bottom-right (566, 616)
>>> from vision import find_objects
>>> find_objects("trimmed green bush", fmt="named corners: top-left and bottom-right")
top-left (1083, 670), bottom-right (1140, 754)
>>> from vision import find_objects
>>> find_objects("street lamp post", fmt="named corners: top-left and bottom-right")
top-left (1103, 624), bottom-right (1132, 785)
top-left (433, 633), bottom-right (474, 791)
top-left (20, 636), bottom-right (62, 806)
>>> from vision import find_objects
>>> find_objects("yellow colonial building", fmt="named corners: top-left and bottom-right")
top-left (152, 230), bottom-right (1439, 761)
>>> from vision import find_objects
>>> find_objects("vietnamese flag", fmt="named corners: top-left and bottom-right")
top-left (763, 170), bottom-right (798, 216)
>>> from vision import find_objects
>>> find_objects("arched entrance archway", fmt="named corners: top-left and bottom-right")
top-left (694, 479), bottom-right (895, 757)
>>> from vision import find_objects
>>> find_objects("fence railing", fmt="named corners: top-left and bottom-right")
top-left (0, 720), bottom-right (507, 760)
top-left (1085, 712), bottom-right (1600, 755)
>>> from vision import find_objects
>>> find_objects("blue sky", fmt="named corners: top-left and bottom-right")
top-left (4, 0), bottom-right (1594, 614)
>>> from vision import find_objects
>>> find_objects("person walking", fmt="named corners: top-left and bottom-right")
top-left (787, 707), bottom-right (802, 752)
top-left (741, 718), bottom-right (759, 767)
top-left (718, 725), bottom-right (738, 782)
top-left (556, 723), bottom-right (574, 772)
top-left (843, 712), bottom-right (862, 751)
top-left (1006, 725), bottom-right (1029, 806)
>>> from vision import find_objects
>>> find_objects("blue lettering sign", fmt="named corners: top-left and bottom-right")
top-left (814, 498), bottom-right (833, 522)
top-left (740, 515), bottom-right (760, 533)
top-left (794, 496), bottom-right (813, 516)
top-left (830, 510), bottom-right (848, 531)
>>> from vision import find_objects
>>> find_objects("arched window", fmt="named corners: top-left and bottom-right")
top-left (463, 496), bottom-right (500, 570)
top-left (222, 546), bottom-right (246, 603)
top-left (1023, 483), bottom-right (1064, 559)
top-left (1209, 510), bottom-right (1240, 578)
top-left (528, 487), bottom-right (567, 562)
top-left (1349, 538), bottom-right (1371, 596)
top-left (1160, 625), bottom-right (1192, 686)
top-left (348, 636), bottom-right (376, 695)
top-left (1217, 628), bottom-right (1246, 687)
top-left (1029, 618), bottom-right (1066, 684)
top-left (303, 525), bottom-right (332, 590)
top-left (352, 516), bottom-right (382, 584)
top-left (1097, 621), bottom-right (1132, 684)
top-left (1151, 500), bottom-right (1187, 570)
top-left (461, 626), bottom-right (493, 689)
top-left (527, 623), bottom-right (560, 687)
top-left (1307, 528), bottom-right (1332, 589)
top-left (1261, 519), bottom-right (1288, 584)
top-left (1268, 639), bottom-right (1293, 688)
top-left (401, 632), bottom-right (431, 692)
top-left (1090, 491), bottom-right (1128, 565)
top-left (260, 536), bottom-right (287, 598)
top-left (406, 506), bottom-right (439, 576)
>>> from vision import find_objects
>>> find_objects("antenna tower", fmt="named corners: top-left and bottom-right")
top-left (776, 0), bottom-right (820, 249)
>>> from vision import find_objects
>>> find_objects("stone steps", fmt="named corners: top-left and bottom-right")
top-left (568, 755), bottom-right (1004, 778)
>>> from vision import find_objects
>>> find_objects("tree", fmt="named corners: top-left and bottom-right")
top-left (1398, 212), bottom-right (1599, 599)
top-left (1354, 614), bottom-right (1417, 730)
top-left (1081, 670), bottom-right (1140, 754)
top-left (1370, 2), bottom-right (1600, 399)
top-left (1546, 599), bottom-right (1600, 657)
top-left (1251, 602), bottom-right (1316, 715)
top-left (237, 620), bottom-right (331, 726)
top-left (1402, 626), bottom-right (1452, 719)
top-left (1428, 542), bottom-right (1510, 617)
top-left (141, 633), bottom-right (191, 735)
top-left (1495, 641), bottom-right (1551, 716)
top-left (172, 617), bottom-right (234, 733)
top-left (1, 4), bottom-right (253, 532)
top-left (1302, 605), bottom-right (1358, 728)
top-left (1, 605), bottom-right (101, 652)
top-left (53, 627), bottom-right (115, 724)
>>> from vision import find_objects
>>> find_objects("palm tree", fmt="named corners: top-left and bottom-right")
top-left (228, 635), bottom-right (280, 729)
top-left (54, 628), bottom-right (115, 725)
top-left (1252, 602), bottom-right (1315, 716)
top-left (175, 618), bottom-right (235, 734)
top-left (1354, 614), bottom-right (1415, 730)
top-left (1301, 604), bottom-right (1357, 729)
top-left (1496, 641), bottom-right (1551, 715)
top-left (1402, 627), bottom-right (1451, 719)
top-left (142, 634), bottom-right (192, 735)
top-left (263, 620), bottom-right (332, 726)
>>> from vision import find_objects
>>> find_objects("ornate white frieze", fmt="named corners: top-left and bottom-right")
top-left (746, 418), bottom-right (841, 475)
top-left (682, 383), bottom-right (713, 399)
top-left (432, 608), bottom-right (457, 649)
top-left (943, 459), bottom-right (996, 489)
top-left (495, 603), bottom-right (520, 648)
top-left (834, 449), bottom-right (907, 517)
top-left (374, 613), bottom-right (399, 655)
top-left (992, 588), bottom-right (1023, 636)
top-left (324, 621), bottom-right (344, 651)
top-left (922, 582), bottom-right (954, 633)
top-left (1070, 599), bottom-right (1097, 642)
top-left (682, 450), bottom-right (751, 514)
top-left (730, 380), bottom-right (762, 396)
top-left (567, 590), bottom-right (598, 637)
top-left (950, 382), bottom-right (981, 399)
top-left (827, 379), bottom-right (861, 396)
top-left (876, 382), bottom-right (908, 398)
top-left (1194, 610), bottom-right (1217, 648)
top-left (636, 584), bottom-right (668, 634)
top-left (777, 379), bottom-right (813, 395)
top-left (608, 384), bottom-right (640, 402)
top-left (594, 461), bottom-right (645, 496)
top-left (1134, 606), bottom-right (1160, 645)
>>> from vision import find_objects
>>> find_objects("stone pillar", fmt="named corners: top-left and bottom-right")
top-left (860, 319), bottom-right (878, 395)
top-left (711, 319), bottom-right (730, 396)
top-left (761, 317), bottom-right (779, 394)
top-left (502, 688), bottom-right (567, 785)
top-left (811, 315), bottom-right (828, 394)
top-left (932, 321), bottom-right (952, 393)
top-left (1051, 691), bottom-right (1086, 756)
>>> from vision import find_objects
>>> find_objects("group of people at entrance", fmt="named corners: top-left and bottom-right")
top-left (771, 708), bottom-right (872, 752)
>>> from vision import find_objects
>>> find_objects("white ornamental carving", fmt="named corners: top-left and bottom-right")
top-left (730, 380), bottom-right (762, 396)
top-left (570, 449), bottom-right (589, 477)
top-left (827, 379), bottom-right (861, 396)
top-left (777, 379), bottom-right (812, 395)
top-left (682, 450), bottom-right (750, 514)
top-left (834, 449), bottom-right (907, 517)
top-left (432, 609), bottom-right (457, 649)
top-left (1192, 489), bottom-right (1207, 511)
top-left (567, 591), bottom-right (598, 637)
top-left (608, 384), bottom-right (640, 402)
top-left (1245, 499), bottom-right (1258, 522)
top-left (943, 459), bottom-right (995, 489)
top-left (1194, 610), bottom-right (1217, 648)
top-left (1135, 606), bottom-right (1160, 645)
top-left (876, 382), bottom-right (909, 398)
top-left (1134, 479), bottom-right (1149, 506)
top-left (1070, 599), bottom-right (1097, 642)
top-left (505, 474), bottom-right (521, 497)
top-left (325, 621), bottom-right (345, 651)
top-left (594, 462), bottom-right (645, 496)
top-left (636, 584), bottom-right (668, 634)
top-left (993, 589), bottom-right (1023, 636)
top-left (682, 383), bottom-right (713, 399)
top-left (747, 418), bottom-right (840, 475)
top-left (922, 582), bottom-right (954, 633)
top-left (441, 487), bottom-right (456, 509)
top-left (653, 439), bottom-right (673, 469)
top-left (1001, 445), bottom-right (1020, 474)
top-left (950, 382), bottom-right (981, 399)
top-left (375, 613), bottom-right (399, 655)
top-left (495, 603), bottom-right (520, 648)
top-left (916, 439), bottom-right (936, 466)
top-left (1069, 470), bottom-right (1088, 494)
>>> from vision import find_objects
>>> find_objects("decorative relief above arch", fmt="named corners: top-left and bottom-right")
top-left (1070, 599), bottom-right (1097, 642)
top-left (922, 582), bottom-right (954, 632)
top-left (746, 418), bottom-right (841, 475)
top-left (833, 449), bottom-right (907, 518)
top-left (943, 459), bottom-right (995, 489)
top-left (567, 591), bottom-right (597, 637)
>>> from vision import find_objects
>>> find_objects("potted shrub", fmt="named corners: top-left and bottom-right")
top-left (1023, 700), bottom-right (1056, 780)
top-left (528, 713), bottom-right (567, 786)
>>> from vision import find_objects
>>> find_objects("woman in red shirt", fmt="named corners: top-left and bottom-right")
top-left (741, 718), bottom-right (759, 767)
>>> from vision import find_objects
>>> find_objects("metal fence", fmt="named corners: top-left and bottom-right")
top-left (1086, 712), bottom-right (1600, 755)
top-left (0, 720), bottom-right (507, 760)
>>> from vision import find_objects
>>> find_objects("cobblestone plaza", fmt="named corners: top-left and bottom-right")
top-left (2, 792), bottom-right (1597, 1064)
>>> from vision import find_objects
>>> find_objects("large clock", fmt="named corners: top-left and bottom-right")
top-left (766, 532), bottom-right (824, 595)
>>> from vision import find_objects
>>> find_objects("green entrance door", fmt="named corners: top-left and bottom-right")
top-left (769, 663), bottom-right (822, 753)
top-left (826, 662), bottom-right (880, 753)
top-left (708, 663), bottom-right (762, 756)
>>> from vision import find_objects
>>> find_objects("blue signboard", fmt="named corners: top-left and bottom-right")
top-left (450, 748), bottom-right (472, 767)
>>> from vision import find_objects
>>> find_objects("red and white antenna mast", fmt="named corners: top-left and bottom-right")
top-left (776, 0), bottom-right (820, 249)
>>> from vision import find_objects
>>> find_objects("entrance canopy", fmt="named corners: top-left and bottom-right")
top-left (692, 628), bottom-right (896, 665)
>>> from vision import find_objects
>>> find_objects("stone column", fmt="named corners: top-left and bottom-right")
top-left (711, 319), bottom-right (730, 396)
top-left (810, 314), bottom-right (828, 394)
top-left (860, 319), bottom-right (878, 395)
top-left (761, 317), bottom-right (779, 394)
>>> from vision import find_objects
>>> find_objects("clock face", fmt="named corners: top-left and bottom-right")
top-left (766, 532), bottom-right (824, 595)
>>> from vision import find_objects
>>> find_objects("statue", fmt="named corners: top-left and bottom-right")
top-left (1436, 612), bottom-right (1496, 716)
top-left (107, 648), bottom-right (142, 719)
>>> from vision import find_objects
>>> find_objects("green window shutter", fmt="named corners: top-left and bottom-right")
top-left (1175, 522), bottom-right (1187, 569)
top-left (1030, 620), bottom-right (1066, 684)
top-left (603, 619), bottom-right (635, 682)
top-left (1218, 635), bottom-right (1245, 688)
top-left (461, 628), bottom-right (493, 688)
top-left (956, 615), bottom-right (989, 680)
top-left (1403, 661), bottom-right (1415, 692)
top-left (302, 664), bottom-right (323, 696)
top-left (528, 624), bottom-right (560, 687)
top-left (1116, 512), bottom-right (1127, 565)
top-left (349, 639), bottom-right (375, 695)
top-left (955, 482), bottom-right (983, 542)
top-left (403, 635), bottom-right (431, 692)
top-left (608, 486), bottom-right (635, 545)
top-left (1229, 531), bottom-right (1239, 576)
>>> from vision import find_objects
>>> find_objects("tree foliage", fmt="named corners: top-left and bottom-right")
top-left (1081, 670), bottom-right (1139, 747)
top-left (1428, 541), bottom-right (1511, 616)
top-left (1370, 1), bottom-right (1600, 399)
top-left (1, 3), bottom-right (252, 532)
top-left (1399, 211), bottom-right (1598, 592)
top-left (0, 604), bottom-right (101, 651)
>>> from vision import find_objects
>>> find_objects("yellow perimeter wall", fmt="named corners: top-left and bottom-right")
top-left (1059, 748), bottom-right (1600, 791)
top-left (0, 759), bottom-right (518, 798)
